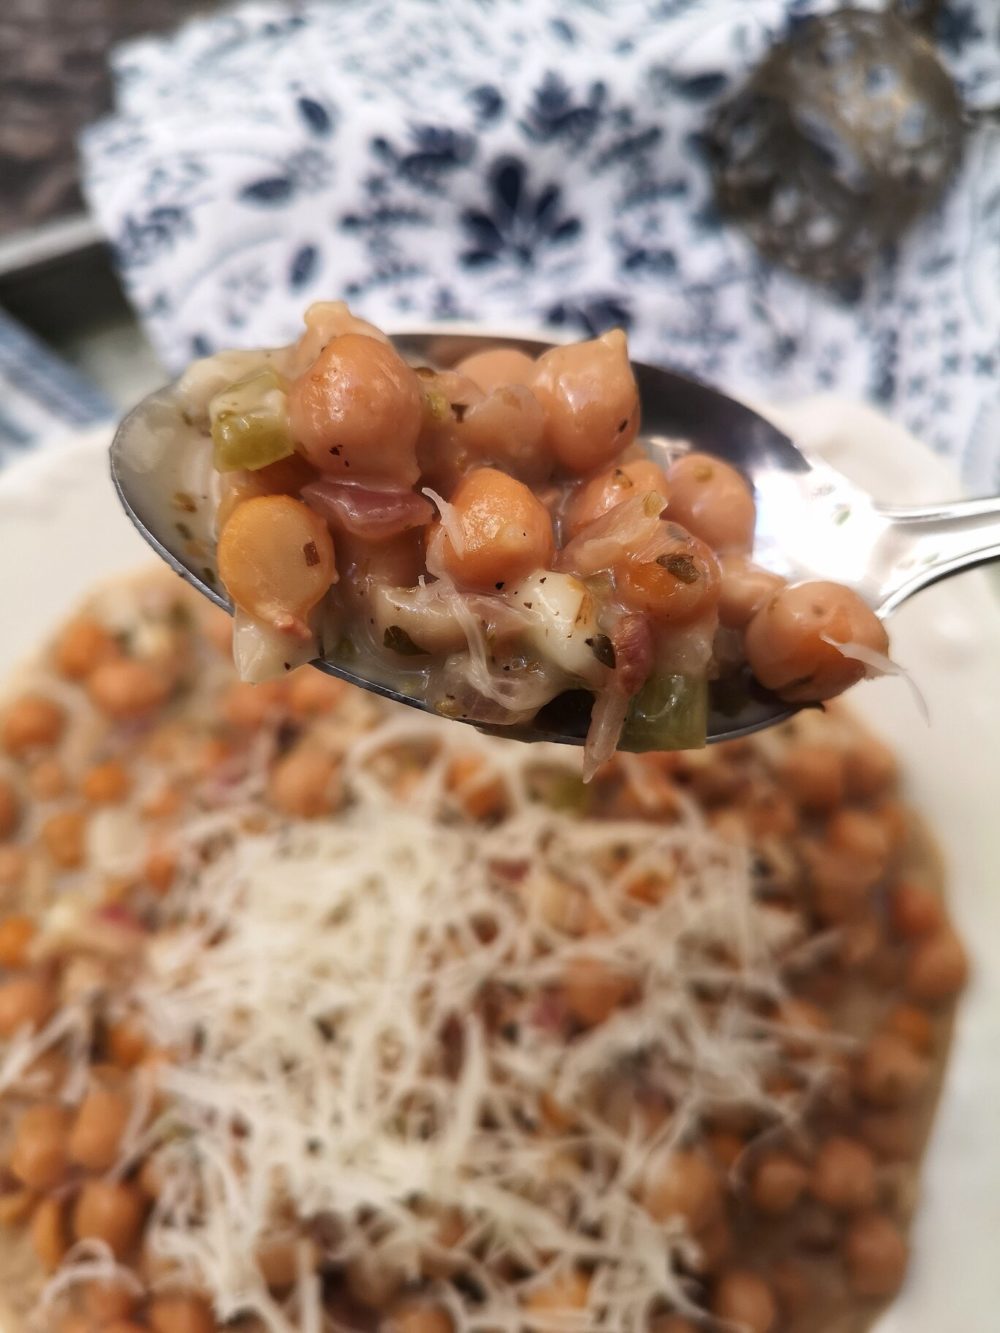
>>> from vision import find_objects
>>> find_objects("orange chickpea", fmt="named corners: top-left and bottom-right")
top-left (843, 1212), bottom-right (908, 1298)
top-left (457, 385), bottom-right (549, 484)
top-left (0, 776), bottom-right (20, 838)
top-left (268, 746), bottom-right (342, 818)
top-left (856, 1032), bottom-right (928, 1107)
top-left (532, 329), bottom-right (639, 474)
top-left (0, 973), bottom-right (55, 1034)
top-left (435, 467), bottom-right (554, 592)
top-left (69, 1078), bottom-right (132, 1172)
top-left (809, 1137), bottom-right (877, 1213)
top-left (287, 668), bottom-right (347, 717)
top-left (255, 1236), bottom-right (319, 1291)
top-left (750, 1151), bottom-right (809, 1216)
top-left (718, 555), bottom-right (784, 629)
top-left (83, 760), bottom-right (132, 805)
top-left (614, 524), bottom-right (721, 626)
top-left (711, 1270), bottom-right (776, 1333)
top-left (777, 742), bottom-right (845, 811)
top-left (2, 693), bottom-right (65, 756)
top-left (29, 1195), bottom-right (68, 1272)
top-left (40, 808), bottom-right (87, 870)
top-left (107, 1017), bottom-right (150, 1069)
top-left (843, 733), bottom-right (897, 799)
top-left (889, 881), bottom-right (945, 940)
top-left (768, 1259), bottom-right (812, 1322)
top-left (83, 1279), bottom-right (139, 1321)
top-left (826, 808), bottom-right (890, 867)
top-left (218, 495), bottom-right (337, 638)
top-left (145, 844), bottom-right (177, 895)
top-left (222, 679), bottom-right (288, 730)
top-left (905, 928), bottom-right (968, 1003)
top-left (288, 333), bottom-right (423, 484)
top-left (383, 1299), bottom-right (455, 1333)
top-left (707, 1130), bottom-right (745, 1169)
top-left (0, 913), bottom-right (35, 967)
top-left (10, 1103), bottom-right (71, 1190)
top-left (148, 1294), bottom-right (216, 1333)
top-left (87, 659), bottom-right (171, 721)
top-left (55, 617), bottom-right (120, 680)
top-left (884, 1004), bottom-right (933, 1053)
top-left (72, 1178), bottom-right (146, 1258)
top-left (456, 346), bottom-right (536, 393)
top-left (745, 582), bottom-right (889, 702)
top-left (445, 753), bottom-right (507, 820)
top-left (857, 1110), bottom-right (921, 1162)
top-left (0, 843), bottom-right (26, 888)
top-left (563, 459), bottom-right (671, 538)
top-left (28, 757), bottom-right (68, 801)
top-left (523, 1270), bottom-right (591, 1323)
top-left (56, 1314), bottom-right (93, 1333)
top-left (641, 1149), bottom-right (723, 1231)
top-left (666, 453), bottom-right (756, 554)
top-left (562, 955), bottom-right (633, 1027)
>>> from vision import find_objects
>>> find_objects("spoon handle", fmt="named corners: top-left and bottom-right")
top-left (873, 496), bottom-right (1000, 614)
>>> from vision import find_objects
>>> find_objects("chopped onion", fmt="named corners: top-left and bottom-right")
top-left (422, 486), bottom-right (466, 556)
top-left (302, 479), bottom-right (433, 540)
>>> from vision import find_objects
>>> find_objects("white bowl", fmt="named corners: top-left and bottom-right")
top-left (1, 410), bottom-right (999, 1329)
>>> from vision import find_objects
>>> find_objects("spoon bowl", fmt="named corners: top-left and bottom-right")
top-left (111, 330), bottom-right (1000, 748)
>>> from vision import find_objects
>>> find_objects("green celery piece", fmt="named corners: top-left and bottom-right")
top-left (210, 368), bottom-right (294, 472)
top-left (621, 673), bottom-right (708, 752)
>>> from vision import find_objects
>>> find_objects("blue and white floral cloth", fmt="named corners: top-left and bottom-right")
top-left (80, 0), bottom-right (1000, 492)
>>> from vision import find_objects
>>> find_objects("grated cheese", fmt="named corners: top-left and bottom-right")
top-left (104, 712), bottom-right (827, 1333)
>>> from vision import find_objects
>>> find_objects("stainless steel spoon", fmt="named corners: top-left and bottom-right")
top-left (110, 330), bottom-right (1000, 748)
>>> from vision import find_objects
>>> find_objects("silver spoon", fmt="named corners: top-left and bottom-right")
top-left (110, 330), bottom-right (1000, 748)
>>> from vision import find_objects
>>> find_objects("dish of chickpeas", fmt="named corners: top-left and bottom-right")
top-left (149, 303), bottom-right (892, 775)
top-left (0, 569), bottom-right (967, 1333)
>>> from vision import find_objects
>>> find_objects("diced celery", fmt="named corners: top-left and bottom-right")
top-left (621, 673), bottom-right (708, 752)
top-left (210, 368), bottom-right (294, 472)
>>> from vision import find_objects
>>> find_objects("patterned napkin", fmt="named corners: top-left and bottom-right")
top-left (80, 0), bottom-right (1000, 491)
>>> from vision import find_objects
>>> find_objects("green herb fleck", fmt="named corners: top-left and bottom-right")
top-left (656, 552), bottom-right (699, 584)
top-left (383, 625), bottom-right (427, 656)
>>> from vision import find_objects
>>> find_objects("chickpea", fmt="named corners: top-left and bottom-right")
top-left (218, 495), bottom-right (337, 638)
top-left (222, 679), bottom-right (288, 730)
top-left (445, 753), bottom-right (508, 821)
top-left (0, 844), bottom-right (26, 888)
top-left (641, 1149), bottom-right (722, 1230)
top-left (69, 1078), bottom-right (131, 1172)
top-left (83, 1279), bottom-right (139, 1321)
top-left (383, 1300), bottom-right (455, 1333)
top-left (83, 760), bottom-right (132, 806)
top-left (694, 1213), bottom-right (732, 1275)
top-left (107, 1017), bottom-right (150, 1069)
top-left (666, 453), bottom-right (756, 555)
top-left (0, 776), bottom-right (20, 838)
top-left (29, 1195), bottom-right (68, 1272)
top-left (87, 659), bottom-right (171, 721)
top-left (750, 1151), bottom-right (808, 1216)
top-left (268, 746), bottom-right (342, 819)
top-left (888, 881), bottom-right (945, 940)
top-left (2, 694), bottom-right (65, 756)
top-left (72, 1179), bottom-right (146, 1257)
top-left (711, 1270), bottom-right (776, 1333)
top-left (856, 1032), bottom-right (928, 1107)
top-left (40, 808), bottom-right (87, 870)
top-left (10, 1103), bottom-right (71, 1190)
top-left (256, 1236), bottom-right (319, 1291)
top-left (103, 1323), bottom-right (148, 1333)
top-left (777, 742), bottom-right (845, 812)
top-left (0, 973), bottom-right (55, 1034)
top-left (562, 955), bottom-right (633, 1027)
top-left (145, 844), bottom-right (177, 895)
top-left (288, 334), bottom-right (423, 484)
top-left (717, 555), bottom-right (784, 629)
top-left (435, 467), bottom-right (554, 592)
top-left (649, 1319), bottom-right (698, 1333)
top-left (28, 757), bottom-right (68, 801)
top-left (287, 667), bottom-right (346, 717)
top-left (290, 300), bottom-right (389, 374)
top-left (458, 385), bottom-right (549, 484)
top-left (532, 329), bottom-right (639, 474)
top-left (564, 459), bottom-right (671, 539)
top-left (55, 617), bottom-right (120, 680)
top-left (614, 525), bottom-right (721, 626)
top-left (707, 1130), bottom-right (745, 1169)
top-left (0, 913), bottom-right (34, 967)
top-left (456, 346), bottom-right (536, 393)
top-left (905, 928), bottom-right (968, 1003)
top-left (884, 1004), bottom-right (933, 1053)
top-left (523, 1270), bottom-right (590, 1324)
top-left (844, 733), bottom-right (897, 799)
top-left (800, 838), bottom-right (879, 923)
top-left (843, 1211), bottom-right (908, 1298)
top-left (809, 1136), bottom-right (876, 1213)
top-left (745, 582), bottom-right (889, 702)
top-left (767, 1259), bottom-right (811, 1322)
top-left (857, 1109), bottom-right (921, 1162)
top-left (148, 1295), bottom-right (216, 1333)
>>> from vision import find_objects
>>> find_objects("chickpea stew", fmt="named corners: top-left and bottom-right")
top-left (162, 303), bottom-right (892, 775)
top-left (0, 573), bottom-right (964, 1333)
